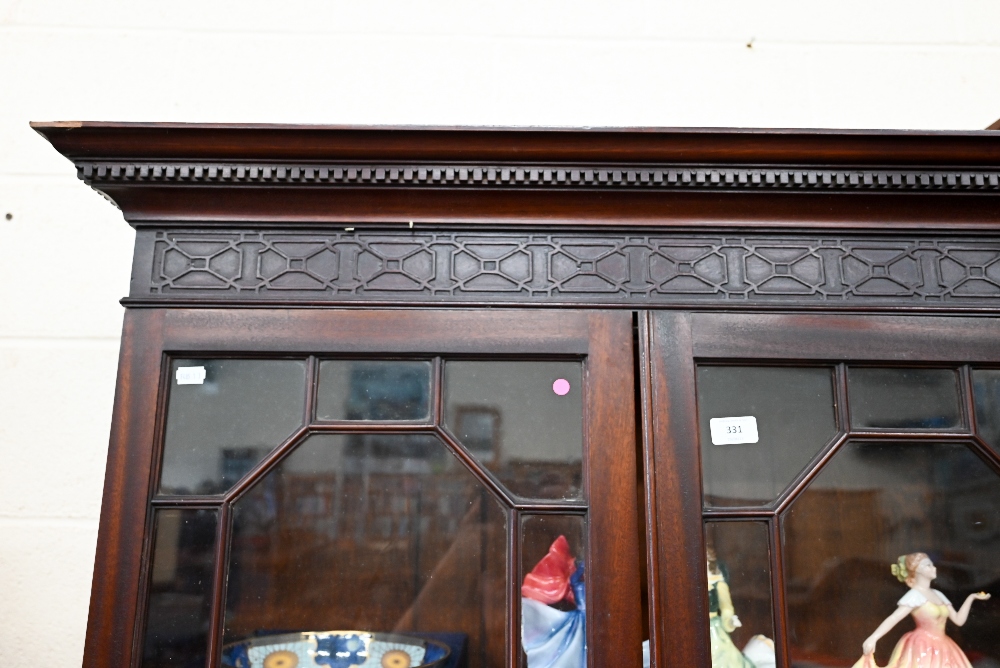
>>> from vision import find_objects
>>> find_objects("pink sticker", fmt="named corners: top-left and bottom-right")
top-left (552, 378), bottom-right (571, 396)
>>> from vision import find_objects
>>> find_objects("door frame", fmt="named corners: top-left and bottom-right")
top-left (642, 312), bottom-right (1000, 668)
top-left (88, 308), bottom-right (641, 668)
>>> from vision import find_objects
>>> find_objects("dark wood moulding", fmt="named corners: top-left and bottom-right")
top-left (31, 122), bottom-right (1000, 164)
top-left (31, 122), bottom-right (1000, 229)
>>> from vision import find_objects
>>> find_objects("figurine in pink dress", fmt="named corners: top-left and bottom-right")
top-left (853, 552), bottom-right (990, 668)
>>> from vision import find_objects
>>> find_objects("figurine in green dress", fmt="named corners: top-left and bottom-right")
top-left (708, 548), bottom-right (756, 668)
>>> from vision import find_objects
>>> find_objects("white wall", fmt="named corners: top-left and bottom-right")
top-left (1, 2), bottom-right (998, 666)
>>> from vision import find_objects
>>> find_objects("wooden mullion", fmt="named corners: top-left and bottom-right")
top-left (129, 505), bottom-right (159, 668)
top-left (433, 427), bottom-right (518, 510)
top-left (962, 366), bottom-right (1000, 475)
top-left (205, 502), bottom-right (232, 668)
top-left (432, 356), bottom-right (444, 426)
top-left (835, 362), bottom-right (851, 434)
top-left (961, 364), bottom-right (979, 436)
top-left (702, 508), bottom-right (776, 520)
top-left (774, 433), bottom-right (849, 515)
top-left (769, 517), bottom-right (791, 668)
top-left (507, 506), bottom-right (519, 668)
top-left (771, 430), bottom-right (847, 512)
top-left (847, 428), bottom-right (973, 438)
top-left (966, 435), bottom-right (1000, 478)
top-left (510, 504), bottom-right (587, 513)
top-left (150, 496), bottom-right (226, 507)
top-left (223, 425), bottom-right (310, 502)
top-left (145, 352), bottom-right (174, 512)
top-left (309, 422), bottom-right (439, 432)
top-left (304, 355), bottom-right (318, 425)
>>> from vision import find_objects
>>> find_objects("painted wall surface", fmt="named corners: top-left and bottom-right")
top-left (1, 2), bottom-right (999, 666)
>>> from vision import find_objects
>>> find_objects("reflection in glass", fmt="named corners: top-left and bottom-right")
top-left (224, 433), bottom-right (506, 668)
top-left (316, 360), bottom-right (432, 421)
top-left (141, 509), bottom-right (218, 668)
top-left (697, 366), bottom-right (837, 507)
top-left (783, 441), bottom-right (1000, 667)
top-left (521, 515), bottom-right (586, 668)
top-left (974, 369), bottom-right (1000, 457)
top-left (848, 368), bottom-right (961, 430)
top-left (160, 359), bottom-right (306, 495)
top-left (445, 361), bottom-right (584, 501)
top-left (704, 522), bottom-right (775, 668)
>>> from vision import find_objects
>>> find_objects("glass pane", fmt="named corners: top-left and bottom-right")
top-left (444, 361), bottom-right (583, 501)
top-left (316, 360), bottom-right (432, 421)
top-left (973, 369), bottom-right (1000, 457)
top-left (783, 441), bottom-right (1000, 667)
top-left (703, 522), bottom-right (775, 668)
top-left (848, 367), bottom-right (962, 430)
top-left (223, 433), bottom-right (506, 668)
top-left (521, 514), bottom-right (586, 668)
top-left (697, 366), bottom-right (837, 507)
top-left (160, 359), bottom-right (307, 495)
top-left (141, 508), bottom-right (218, 668)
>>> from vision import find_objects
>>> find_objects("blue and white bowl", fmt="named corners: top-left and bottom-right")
top-left (222, 631), bottom-right (451, 668)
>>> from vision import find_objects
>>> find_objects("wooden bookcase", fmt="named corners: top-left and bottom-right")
top-left (35, 123), bottom-right (1000, 668)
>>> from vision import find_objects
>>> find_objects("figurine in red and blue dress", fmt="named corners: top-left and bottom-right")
top-left (521, 535), bottom-right (586, 668)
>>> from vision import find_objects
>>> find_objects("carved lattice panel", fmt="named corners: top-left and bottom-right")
top-left (142, 230), bottom-right (1000, 306)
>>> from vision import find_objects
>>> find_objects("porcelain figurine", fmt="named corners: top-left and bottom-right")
top-left (741, 635), bottom-right (775, 668)
top-left (853, 552), bottom-right (990, 668)
top-left (707, 548), bottom-right (756, 668)
top-left (521, 535), bottom-right (586, 668)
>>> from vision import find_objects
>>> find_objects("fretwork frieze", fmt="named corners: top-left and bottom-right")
top-left (132, 230), bottom-right (1000, 307)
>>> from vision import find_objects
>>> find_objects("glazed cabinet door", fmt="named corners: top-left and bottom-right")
top-left (86, 309), bottom-right (642, 668)
top-left (643, 313), bottom-right (1000, 668)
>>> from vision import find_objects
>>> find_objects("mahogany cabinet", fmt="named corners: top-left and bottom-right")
top-left (35, 123), bottom-right (1000, 668)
